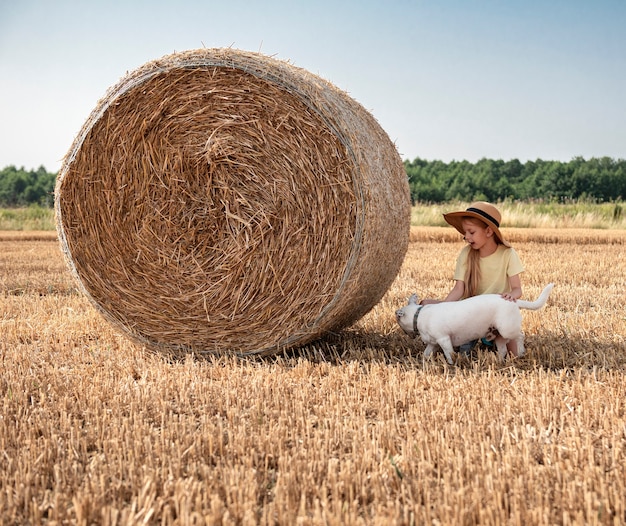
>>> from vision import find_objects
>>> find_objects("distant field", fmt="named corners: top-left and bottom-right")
top-left (1, 226), bottom-right (625, 524)
top-left (0, 205), bottom-right (55, 231)
top-left (2, 200), bottom-right (626, 230)
top-left (411, 200), bottom-right (626, 229)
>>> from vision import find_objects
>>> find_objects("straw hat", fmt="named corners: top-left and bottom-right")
top-left (443, 202), bottom-right (510, 247)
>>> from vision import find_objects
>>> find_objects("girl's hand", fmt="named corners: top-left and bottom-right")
top-left (505, 275), bottom-right (522, 302)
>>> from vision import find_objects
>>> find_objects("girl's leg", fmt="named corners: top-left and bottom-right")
top-left (459, 340), bottom-right (477, 357)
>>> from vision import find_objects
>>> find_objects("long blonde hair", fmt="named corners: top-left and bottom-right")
top-left (464, 246), bottom-right (482, 299)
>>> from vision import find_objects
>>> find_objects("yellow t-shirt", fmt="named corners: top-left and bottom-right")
top-left (453, 245), bottom-right (524, 295)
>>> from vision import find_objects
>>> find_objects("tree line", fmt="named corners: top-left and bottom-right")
top-left (0, 166), bottom-right (56, 207)
top-left (2, 157), bottom-right (626, 207)
top-left (405, 156), bottom-right (626, 203)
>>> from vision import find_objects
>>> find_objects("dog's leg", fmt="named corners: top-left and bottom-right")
top-left (423, 343), bottom-right (437, 359)
top-left (516, 332), bottom-right (526, 357)
top-left (495, 337), bottom-right (509, 362)
top-left (436, 337), bottom-right (456, 365)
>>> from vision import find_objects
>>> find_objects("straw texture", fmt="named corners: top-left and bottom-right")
top-left (55, 48), bottom-right (410, 357)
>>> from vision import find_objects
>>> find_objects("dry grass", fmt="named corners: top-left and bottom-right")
top-left (411, 201), bottom-right (626, 230)
top-left (1, 228), bottom-right (625, 525)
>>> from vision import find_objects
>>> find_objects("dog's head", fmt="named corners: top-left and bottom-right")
top-left (395, 294), bottom-right (420, 337)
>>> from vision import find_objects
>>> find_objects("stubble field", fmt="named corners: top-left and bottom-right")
top-left (1, 227), bottom-right (625, 525)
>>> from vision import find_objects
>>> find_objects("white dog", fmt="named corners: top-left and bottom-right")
top-left (396, 284), bottom-right (554, 364)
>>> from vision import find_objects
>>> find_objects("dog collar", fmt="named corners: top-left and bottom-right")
top-left (412, 305), bottom-right (424, 338)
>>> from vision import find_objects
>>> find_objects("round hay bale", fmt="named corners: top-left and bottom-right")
top-left (55, 48), bottom-right (410, 357)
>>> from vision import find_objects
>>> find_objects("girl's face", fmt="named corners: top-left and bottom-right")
top-left (461, 218), bottom-right (495, 251)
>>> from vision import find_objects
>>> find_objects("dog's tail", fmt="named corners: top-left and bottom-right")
top-left (516, 283), bottom-right (554, 310)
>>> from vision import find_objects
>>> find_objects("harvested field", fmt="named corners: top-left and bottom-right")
top-left (1, 227), bottom-right (625, 524)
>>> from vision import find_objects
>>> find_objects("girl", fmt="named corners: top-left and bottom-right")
top-left (422, 201), bottom-right (525, 357)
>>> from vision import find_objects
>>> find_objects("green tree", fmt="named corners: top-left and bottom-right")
top-left (0, 165), bottom-right (56, 206)
top-left (400, 157), bottom-right (625, 203)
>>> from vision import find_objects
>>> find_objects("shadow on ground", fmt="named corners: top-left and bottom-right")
top-left (268, 329), bottom-right (626, 373)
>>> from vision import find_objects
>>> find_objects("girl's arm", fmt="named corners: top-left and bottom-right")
top-left (502, 274), bottom-right (522, 301)
top-left (444, 280), bottom-right (466, 301)
top-left (420, 280), bottom-right (465, 305)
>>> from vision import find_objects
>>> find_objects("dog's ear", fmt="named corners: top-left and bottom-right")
top-left (408, 293), bottom-right (418, 305)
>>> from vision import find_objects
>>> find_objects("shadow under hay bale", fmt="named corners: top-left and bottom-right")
top-left (55, 48), bottom-right (410, 357)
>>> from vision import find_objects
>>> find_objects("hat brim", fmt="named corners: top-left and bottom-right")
top-left (443, 210), bottom-right (511, 247)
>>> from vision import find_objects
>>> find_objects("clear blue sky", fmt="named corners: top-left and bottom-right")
top-left (1, 0), bottom-right (625, 172)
